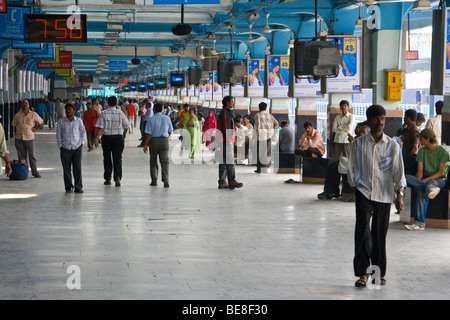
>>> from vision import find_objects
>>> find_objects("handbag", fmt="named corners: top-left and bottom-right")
top-left (9, 160), bottom-right (29, 180)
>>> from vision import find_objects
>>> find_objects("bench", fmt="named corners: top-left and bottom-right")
top-left (301, 157), bottom-right (335, 184)
top-left (401, 186), bottom-right (450, 229)
top-left (277, 152), bottom-right (300, 174)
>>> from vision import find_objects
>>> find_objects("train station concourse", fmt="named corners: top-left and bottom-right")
top-left (1, 0), bottom-right (450, 303)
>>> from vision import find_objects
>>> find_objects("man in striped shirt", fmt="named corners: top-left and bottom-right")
top-left (95, 96), bottom-right (130, 187)
top-left (348, 104), bottom-right (406, 288)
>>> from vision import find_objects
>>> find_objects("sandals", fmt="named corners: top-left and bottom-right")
top-left (355, 275), bottom-right (387, 288)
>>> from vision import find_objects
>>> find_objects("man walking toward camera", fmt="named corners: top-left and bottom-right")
top-left (95, 96), bottom-right (129, 187)
top-left (348, 104), bottom-right (406, 288)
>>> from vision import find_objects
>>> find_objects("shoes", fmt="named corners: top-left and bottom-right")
top-left (65, 189), bottom-right (72, 193)
top-left (254, 170), bottom-right (261, 174)
top-left (317, 192), bottom-right (336, 200)
top-left (218, 183), bottom-right (229, 189)
top-left (74, 189), bottom-right (84, 193)
top-left (229, 181), bottom-right (243, 190)
top-left (405, 224), bottom-right (425, 231)
top-left (115, 179), bottom-right (121, 187)
top-left (150, 182), bottom-right (158, 186)
top-left (104, 180), bottom-right (111, 185)
top-left (33, 173), bottom-right (41, 178)
top-left (342, 195), bottom-right (355, 202)
top-left (426, 186), bottom-right (441, 200)
top-left (164, 181), bottom-right (169, 188)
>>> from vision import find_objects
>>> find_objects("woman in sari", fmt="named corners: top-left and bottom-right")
top-left (202, 111), bottom-right (216, 148)
top-left (184, 108), bottom-right (202, 159)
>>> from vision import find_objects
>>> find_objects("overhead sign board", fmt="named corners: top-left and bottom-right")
top-left (0, 6), bottom-right (31, 40)
top-left (31, 43), bottom-right (55, 60)
top-left (37, 51), bottom-right (72, 69)
top-left (0, 0), bottom-right (6, 14)
top-left (24, 14), bottom-right (88, 43)
top-left (153, 0), bottom-right (220, 4)
top-left (109, 60), bottom-right (127, 71)
top-left (12, 40), bottom-right (42, 50)
top-left (23, 43), bottom-right (48, 54)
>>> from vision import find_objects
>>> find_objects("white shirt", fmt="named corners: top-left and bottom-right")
top-left (96, 107), bottom-right (130, 135)
top-left (348, 133), bottom-right (406, 204)
top-left (332, 112), bottom-right (356, 143)
top-left (56, 117), bottom-right (86, 150)
top-left (235, 125), bottom-right (248, 147)
top-left (425, 114), bottom-right (441, 145)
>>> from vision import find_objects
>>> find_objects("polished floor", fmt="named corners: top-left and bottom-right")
top-left (1, 125), bottom-right (450, 300)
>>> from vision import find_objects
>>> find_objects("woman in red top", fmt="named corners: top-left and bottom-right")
top-left (202, 111), bottom-right (216, 148)
top-left (82, 102), bottom-right (99, 151)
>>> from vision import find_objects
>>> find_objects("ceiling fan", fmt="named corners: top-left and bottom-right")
top-left (247, 23), bottom-right (267, 43)
top-left (131, 46), bottom-right (141, 65)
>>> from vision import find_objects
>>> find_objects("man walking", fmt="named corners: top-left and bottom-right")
top-left (56, 104), bottom-right (86, 193)
top-left (216, 96), bottom-right (243, 190)
top-left (253, 102), bottom-right (278, 173)
top-left (82, 102), bottom-right (99, 152)
top-left (125, 100), bottom-right (137, 134)
top-left (12, 99), bottom-right (44, 178)
top-left (143, 103), bottom-right (173, 188)
top-left (47, 98), bottom-right (56, 130)
top-left (348, 104), bottom-right (406, 288)
top-left (95, 96), bottom-right (130, 187)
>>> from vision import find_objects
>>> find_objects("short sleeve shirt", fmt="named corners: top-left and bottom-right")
top-left (12, 111), bottom-right (44, 141)
top-left (416, 145), bottom-right (450, 178)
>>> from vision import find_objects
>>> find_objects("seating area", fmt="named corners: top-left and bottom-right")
top-left (301, 157), bottom-right (335, 184)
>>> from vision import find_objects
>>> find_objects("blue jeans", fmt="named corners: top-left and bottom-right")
top-left (406, 174), bottom-right (446, 227)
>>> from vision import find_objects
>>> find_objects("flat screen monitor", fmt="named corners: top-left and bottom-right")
top-left (154, 77), bottom-right (168, 89)
top-left (170, 73), bottom-right (185, 87)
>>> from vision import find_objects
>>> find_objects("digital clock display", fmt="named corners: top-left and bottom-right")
top-left (24, 14), bottom-right (87, 43)
top-left (79, 76), bottom-right (93, 83)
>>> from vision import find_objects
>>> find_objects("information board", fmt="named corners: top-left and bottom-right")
top-left (0, 6), bottom-right (30, 40)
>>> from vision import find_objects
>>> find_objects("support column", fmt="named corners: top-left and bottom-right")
top-left (270, 98), bottom-right (289, 125)
top-left (372, 28), bottom-right (404, 137)
top-left (442, 96), bottom-right (450, 146)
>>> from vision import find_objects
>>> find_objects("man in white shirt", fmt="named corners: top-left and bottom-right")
top-left (348, 104), bottom-right (406, 288)
top-left (95, 96), bottom-right (130, 187)
top-left (332, 100), bottom-right (355, 158)
top-left (56, 103), bottom-right (87, 193)
top-left (425, 100), bottom-right (443, 145)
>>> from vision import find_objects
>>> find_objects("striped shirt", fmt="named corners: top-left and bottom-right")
top-left (95, 107), bottom-right (129, 135)
top-left (348, 132), bottom-right (406, 204)
top-left (254, 110), bottom-right (279, 141)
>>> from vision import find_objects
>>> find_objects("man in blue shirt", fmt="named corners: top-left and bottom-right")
top-left (47, 98), bottom-right (56, 130)
top-left (143, 102), bottom-right (173, 188)
top-left (74, 97), bottom-right (83, 118)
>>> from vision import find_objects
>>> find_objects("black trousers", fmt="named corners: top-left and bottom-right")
top-left (101, 135), bottom-right (124, 182)
top-left (323, 160), bottom-right (352, 195)
top-left (354, 189), bottom-right (391, 278)
top-left (218, 142), bottom-right (236, 184)
top-left (149, 137), bottom-right (169, 183)
top-left (295, 147), bottom-right (322, 158)
top-left (60, 146), bottom-right (83, 191)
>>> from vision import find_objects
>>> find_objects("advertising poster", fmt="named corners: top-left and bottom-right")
top-left (444, 8), bottom-right (450, 94)
top-left (187, 84), bottom-right (196, 96)
top-left (205, 72), bottom-right (213, 100)
top-left (327, 36), bottom-right (361, 93)
top-left (267, 55), bottom-right (289, 98)
top-left (248, 59), bottom-right (265, 97)
top-left (199, 83), bottom-right (206, 101)
top-left (213, 70), bottom-right (222, 101)
top-left (231, 83), bottom-right (245, 97)
top-left (294, 75), bottom-right (322, 97)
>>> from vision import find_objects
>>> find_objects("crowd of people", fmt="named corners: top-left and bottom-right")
top-left (0, 94), bottom-right (449, 289)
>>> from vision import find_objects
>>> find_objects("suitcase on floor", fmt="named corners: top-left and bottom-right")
top-left (9, 160), bottom-right (29, 180)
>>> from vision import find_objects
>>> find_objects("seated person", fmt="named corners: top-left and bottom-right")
top-left (416, 112), bottom-right (425, 129)
top-left (317, 122), bottom-right (369, 200)
top-left (278, 120), bottom-right (296, 153)
top-left (296, 121), bottom-right (325, 158)
top-left (405, 128), bottom-right (450, 231)
top-left (234, 116), bottom-right (248, 164)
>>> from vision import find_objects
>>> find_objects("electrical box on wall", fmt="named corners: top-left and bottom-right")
top-left (385, 69), bottom-right (402, 101)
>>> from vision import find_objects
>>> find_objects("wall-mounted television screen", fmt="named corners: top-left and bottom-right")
top-left (170, 73), bottom-right (186, 87)
top-left (138, 83), bottom-right (147, 92)
top-left (154, 77), bottom-right (168, 89)
top-left (122, 86), bottom-right (130, 91)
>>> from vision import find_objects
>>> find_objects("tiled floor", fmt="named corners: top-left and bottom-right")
top-left (1, 127), bottom-right (450, 300)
